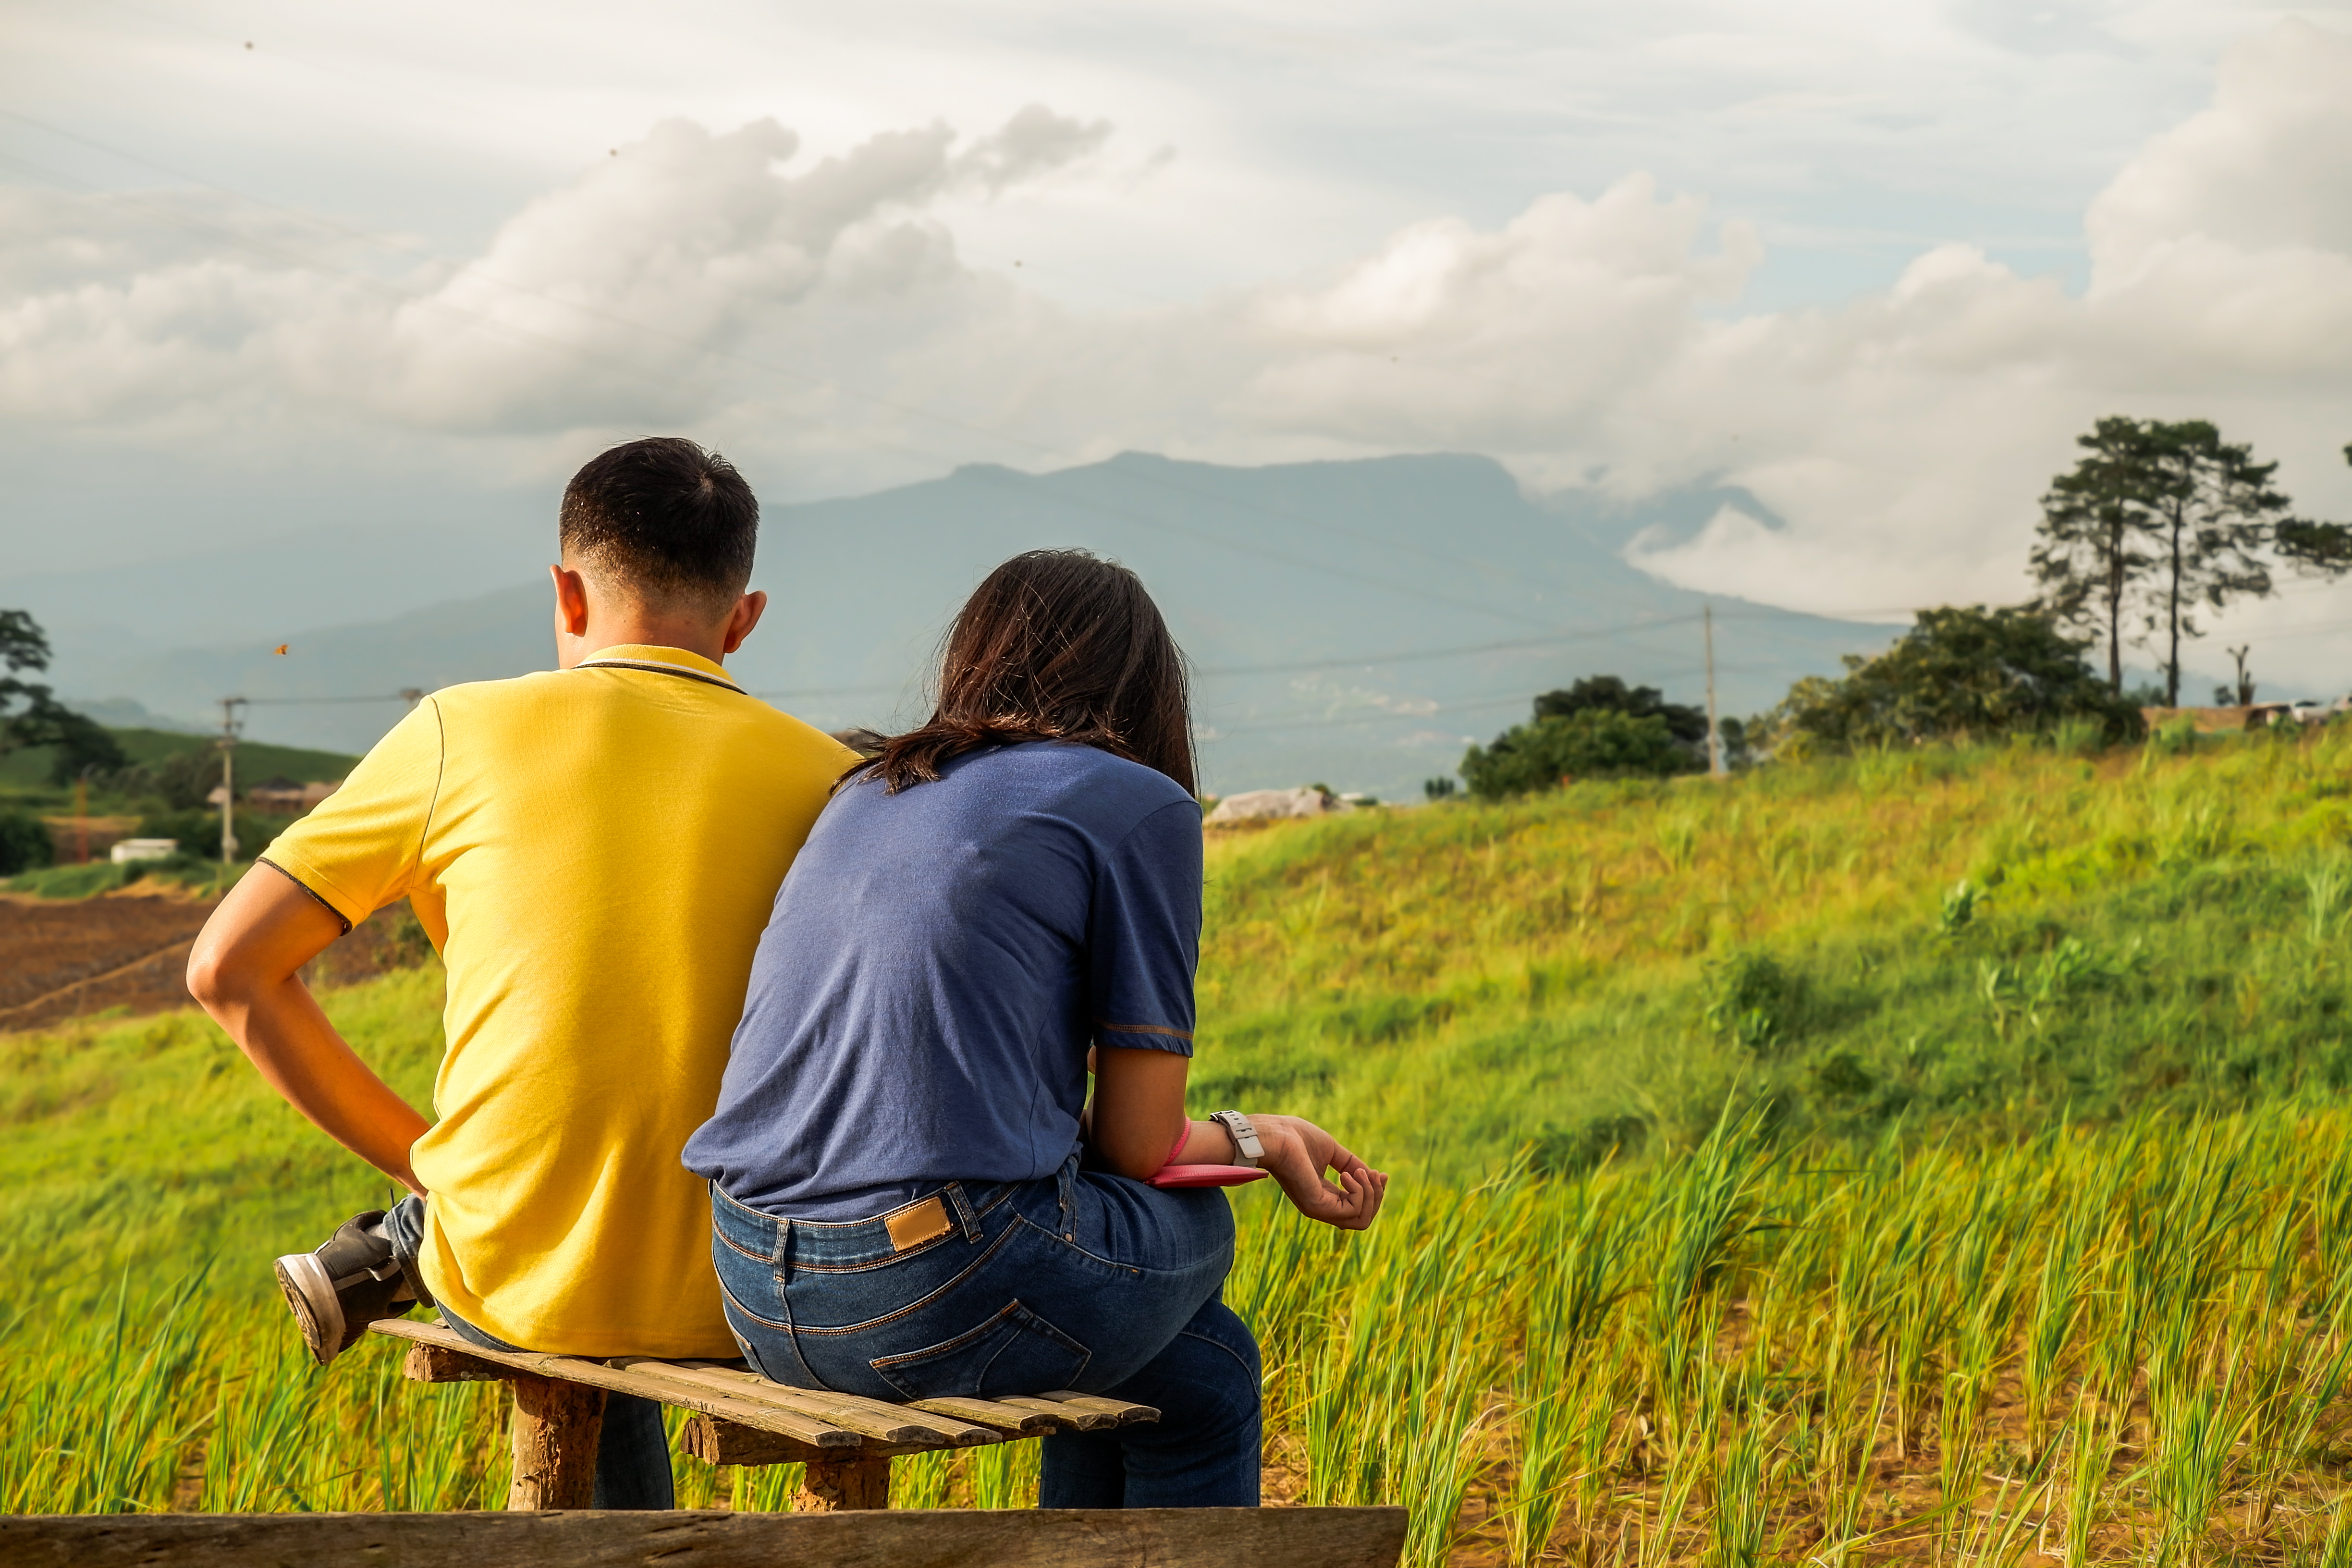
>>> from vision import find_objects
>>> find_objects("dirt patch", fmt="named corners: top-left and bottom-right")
top-left (0, 889), bottom-right (429, 1033)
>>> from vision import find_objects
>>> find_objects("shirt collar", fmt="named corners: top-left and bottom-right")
top-left (572, 644), bottom-right (746, 694)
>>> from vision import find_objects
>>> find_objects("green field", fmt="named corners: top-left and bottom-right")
top-left (7, 726), bottom-right (2352, 1561)
top-left (0, 728), bottom-right (358, 795)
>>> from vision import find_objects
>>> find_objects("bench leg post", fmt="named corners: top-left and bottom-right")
top-left (796, 1454), bottom-right (892, 1511)
top-left (507, 1372), bottom-right (605, 1510)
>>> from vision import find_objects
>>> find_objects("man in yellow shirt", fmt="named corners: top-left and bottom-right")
top-left (187, 437), bottom-right (856, 1508)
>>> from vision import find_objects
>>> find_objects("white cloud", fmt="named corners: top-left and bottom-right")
top-left (3, 18), bottom-right (2351, 641)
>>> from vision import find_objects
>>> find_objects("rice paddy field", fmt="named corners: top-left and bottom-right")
top-left (9, 722), bottom-right (2352, 1563)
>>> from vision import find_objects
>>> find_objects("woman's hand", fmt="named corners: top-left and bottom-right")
top-left (1250, 1114), bottom-right (1387, 1231)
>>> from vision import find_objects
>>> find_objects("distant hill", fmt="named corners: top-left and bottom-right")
top-left (0, 729), bottom-right (359, 793)
top-left (25, 452), bottom-right (1903, 799)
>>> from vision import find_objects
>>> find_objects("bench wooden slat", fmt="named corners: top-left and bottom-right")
top-left (904, 1395), bottom-right (1068, 1434)
top-left (1036, 1390), bottom-right (1163, 1425)
top-left (672, 1360), bottom-right (997, 1445)
top-left (0, 1506), bottom-right (1410, 1567)
top-left (371, 1321), bottom-right (861, 1450)
top-left (616, 1360), bottom-right (992, 1448)
top-left (992, 1395), bottom-right (1122, 1432)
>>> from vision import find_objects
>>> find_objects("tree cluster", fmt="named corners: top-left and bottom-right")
top-left (1460, 676), bottom-right (1731, 799)
top-left (2030, 421), bottom-right (2352, 704)
top-left (1, 611), bottom-right (128, 786)
top-left (1763, 605), bottom-right (2142, 754)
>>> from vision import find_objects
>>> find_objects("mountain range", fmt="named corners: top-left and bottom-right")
top-left (8, 452), bottom-right (1904, 799)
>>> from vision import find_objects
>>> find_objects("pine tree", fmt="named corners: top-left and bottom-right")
top-left (2030, 418), bottom-right (2157, 692)
top-left (2030, 420), bottom-right (2352, 707)
top-left (2133, 420), bottom-right (2291, 706)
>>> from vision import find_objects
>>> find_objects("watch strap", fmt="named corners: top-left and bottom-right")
top-left (1210, 1110), bottom-right (1264, 1167)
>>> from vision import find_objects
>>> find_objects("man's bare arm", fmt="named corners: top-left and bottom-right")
top-left (187, 868), bottom-right (431, 1194)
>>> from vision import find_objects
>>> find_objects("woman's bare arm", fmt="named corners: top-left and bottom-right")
top-left (1090, 1046), bottom-right (1389, 1230)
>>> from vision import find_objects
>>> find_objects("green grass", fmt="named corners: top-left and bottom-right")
top-left (1, 856), bottom-right (244, 899)
top-left (8, 726), bottom-right (2352, 1556)
top-left (1195, 723), bottom-right (2352, 1181)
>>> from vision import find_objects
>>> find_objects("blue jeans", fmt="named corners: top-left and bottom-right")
top-left (385, 1196), bottom-right (675, 1510)
top-left (710, 1157), bottom-right (1262, 1507)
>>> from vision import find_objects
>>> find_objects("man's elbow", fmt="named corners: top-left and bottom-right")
top-left (185, 938), bottom-right (253, 1015)
top-left (184, 946), bottom-right (229, 1012)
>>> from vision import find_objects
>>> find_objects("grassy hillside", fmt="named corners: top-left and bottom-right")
top-left (0, 728), bottom-right (358, 794)
top-left (1194, 723), bottom-right (2352, 1181)
top-left (9, 727), bottom-right (2352, 1555)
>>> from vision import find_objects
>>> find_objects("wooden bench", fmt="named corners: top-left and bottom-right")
top-left (370, 1319), bottom-right (1164, 1513)
top-left (0, 1507), bottom-right (1409, 1567)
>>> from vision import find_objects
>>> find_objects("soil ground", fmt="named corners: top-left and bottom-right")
top-left (0, 887), bottom-right (428, 1033)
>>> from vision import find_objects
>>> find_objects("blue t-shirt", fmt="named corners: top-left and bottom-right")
top-left (683, 741), bottom-right (1202, 1220)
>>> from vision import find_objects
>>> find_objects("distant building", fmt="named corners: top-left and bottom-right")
top-left (110, 838), bottom-right (180, 864)
top-left (1203, 786), bottom-right (1352, 825)
top-left (246, 777), bottom-right (343, 815)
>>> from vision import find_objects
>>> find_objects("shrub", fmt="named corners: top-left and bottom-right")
top-left (0, 810), bottom-right (53, 875)
top-left (1763, 604), bottom-right (2144, 753)
top-left (1461, 710), bottom-right (1699, 798)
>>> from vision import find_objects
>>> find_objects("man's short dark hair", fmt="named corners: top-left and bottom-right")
top-left (559, 437), bottom-right (758, 609)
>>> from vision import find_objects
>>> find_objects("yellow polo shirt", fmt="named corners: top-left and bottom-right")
top-left (263, 644), bottom-right (856, 1357)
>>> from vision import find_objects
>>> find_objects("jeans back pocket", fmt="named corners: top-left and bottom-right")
top-left (869, 1299), bottom-right (1091, 1401)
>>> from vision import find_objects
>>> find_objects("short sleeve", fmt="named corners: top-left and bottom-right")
top-left (261, 698), bottom-right (445, 928)
top-left (1086, 797), bottom-right (1203, 1055)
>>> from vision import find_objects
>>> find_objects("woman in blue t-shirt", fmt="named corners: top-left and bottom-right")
top-left (684, 548), bottom-right (1387, 1508)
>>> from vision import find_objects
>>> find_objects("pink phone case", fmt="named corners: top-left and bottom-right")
top-left (1147, 1164), bottom-right (1270, 1188)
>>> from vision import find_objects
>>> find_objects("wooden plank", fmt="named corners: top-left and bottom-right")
top-left (662, 1360), bottom-right (996, 1447)
top-left (683, 1415), bottom-right (826, 1469)
top-left (368, 1323), bottom-right (859, 1450)
top-left (1035, 1392), bottom-right (1161, 1426)
top-left (0, 1507), bottom-right (1409, 1567)
top-left (994, 1396), bottom-right (1121, 1432)
top-left (684, 1416), bottom-right (981, 1469)
top-left (403, 1343), bottom-right (507, 1384)
top-left (904, 1395), bottom-right (1066, 1434)
top-left (616, 1361), bottom-right (984, 1448)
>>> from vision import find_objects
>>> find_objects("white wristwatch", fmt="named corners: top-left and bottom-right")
top-left (1209, 1110), bottom-right (1263, 1167)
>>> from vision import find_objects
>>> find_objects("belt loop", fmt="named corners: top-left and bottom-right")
top-left (1058, 1156), bottom-right (1076, 1242)
top-left (772, 1214), bottom-right (792, 1277)
top-left (946, 1183), bottom-right (982, 1243)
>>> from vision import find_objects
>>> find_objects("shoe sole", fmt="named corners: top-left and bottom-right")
top-left (274, 1252), bottom-right (346, 1366)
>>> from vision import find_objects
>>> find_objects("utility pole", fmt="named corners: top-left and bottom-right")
top-left (1704, 605), bottom-right (1726, 778)
top-left (217, 697), bottom-right (245, 865)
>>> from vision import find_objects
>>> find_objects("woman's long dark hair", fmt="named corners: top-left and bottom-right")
top-left (862, 550), bottom-right (1195, 796)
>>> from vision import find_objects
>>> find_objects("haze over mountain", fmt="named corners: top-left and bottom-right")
top-left (10, 451), bottom-right (1913, 798)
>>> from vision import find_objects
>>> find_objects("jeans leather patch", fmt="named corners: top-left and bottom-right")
top-left (885, 1196), bottom-right (954, 1253)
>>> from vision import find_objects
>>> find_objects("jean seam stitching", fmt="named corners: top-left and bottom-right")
top-left (1013, 1212), bottom-right (1129, 1273)
top-left (717, 1272), bottom-right (793, 1332)
top-left (780, 1220), bottom-right (1027, 1338)
top-left (1176, 1326), bottom-right (1260, 1377)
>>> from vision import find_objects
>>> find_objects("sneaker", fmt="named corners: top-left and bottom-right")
top-left (273, 1210), bottom-right (420, 1366)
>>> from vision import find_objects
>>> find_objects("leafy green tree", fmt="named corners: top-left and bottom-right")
top-left (0, 810), bottom-right (52, 875)
top-left (1, 609), bottom-right (128, 778)
top-left (1532, 675), bottom-right (1710, 747)
top-left (1765, 605), bottom-right (2140, 752)
top-left (1461, 707), bottom-right (1699, 798)
top-left (0, 609), bottom-right (55, 748)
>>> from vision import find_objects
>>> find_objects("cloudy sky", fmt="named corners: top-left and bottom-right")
top-left (5, 0), bottom-right (2352, 671)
